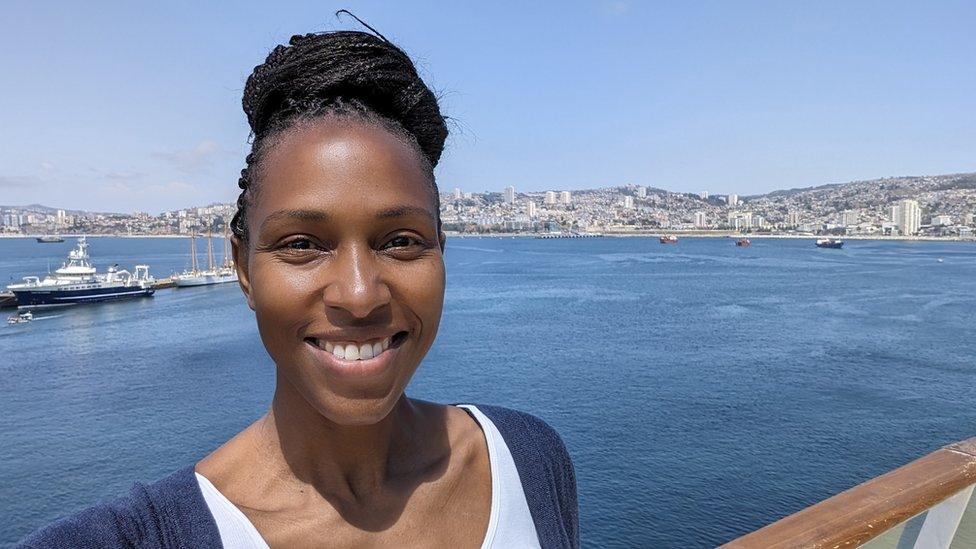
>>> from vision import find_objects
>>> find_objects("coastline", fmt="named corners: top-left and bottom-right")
top-left (444, 232), bottom-right (975, 242)
top-left (3, 232), bottom-right (972, 242)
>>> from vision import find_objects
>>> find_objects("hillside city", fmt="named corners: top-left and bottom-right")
top-left (2, 172), bottom-right (975, 239)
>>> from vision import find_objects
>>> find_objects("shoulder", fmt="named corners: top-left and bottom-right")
top-left (468, 404), bottom-right (572, 462)
top-left (462, 403), bottom-right (580, 549)
top-left (16, 466), bottom-right (221, 549)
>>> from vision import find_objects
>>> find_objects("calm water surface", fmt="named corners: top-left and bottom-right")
top-left (2, 236), bottom-right (975, 547)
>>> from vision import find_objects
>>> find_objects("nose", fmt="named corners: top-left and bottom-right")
top-left (321, 243), bottom-right (392, 318)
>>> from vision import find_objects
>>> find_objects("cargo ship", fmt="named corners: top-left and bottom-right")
top-left (6, 237), bottom-right (155, 308)
top-left (35, 235), bottom-right (65, 243)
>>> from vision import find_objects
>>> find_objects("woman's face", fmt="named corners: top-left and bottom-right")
top-left (233, 119), bottom-right (446, 426)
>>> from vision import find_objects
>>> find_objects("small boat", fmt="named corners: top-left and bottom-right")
top-left (7, 310), bottom-right (33, 324)
top-left (815, 238), bottom-right (844, 249)
top-left (660, 235), bottom-right (678, 244)
top-left (36, 235), bottom-right (65, 243)
top-left (736, 238), bottom-right (751, 247)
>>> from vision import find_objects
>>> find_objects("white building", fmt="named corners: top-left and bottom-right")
top-left (623, 196), bottom-right (634, 209)
top-left (504, 186), bottom-right (516, 204)
top-left (700, 191), bottom-right (709, 200)
top-left (560, 191), bottom-right (571, 205)
top-left (892, 199), bottom-right (921, 235)
top-left (56, 209), bottom-right (66, 226)
top-left (727, 194), bottom-right (739, 207)
top-left (636, 186), bottom-right (647, 199)
top-left (787, 211), bottom-right (801, 226)
top-left (840, 210), bottom-right (859, 226)
top-left (452, 187), bottom-right (462, 200)
top-left (932, 215), bottom-right (952, 227)
top-left (544, 191), bottom-right (557, 205)
top-left (694, 212), bottom-right (708, 228)
top-left (525, 201), bottom-right (537, 218)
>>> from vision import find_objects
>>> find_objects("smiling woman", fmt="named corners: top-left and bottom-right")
top-left (17, 23), bottom-right (577, 549)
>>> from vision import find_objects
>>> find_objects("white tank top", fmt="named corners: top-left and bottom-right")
top-left (195, 404), bottom-right (541, 548)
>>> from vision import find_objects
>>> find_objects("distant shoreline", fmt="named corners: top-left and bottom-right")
top-left (2, 232), bottom-right (973, 242)
top-left (444, 232), bottom-right (974, 242)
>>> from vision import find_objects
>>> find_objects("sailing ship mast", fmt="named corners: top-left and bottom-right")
top-left (189, 234), bottom-right (198, 273)
top-left (206, 229), bottom-right (215, 272)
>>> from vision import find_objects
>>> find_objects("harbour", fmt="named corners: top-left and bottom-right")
top-left (3, 236), bottom-right (975, 546)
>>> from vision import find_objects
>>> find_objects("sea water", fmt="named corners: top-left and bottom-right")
top-left (2, 236), bottom-right (975, 547)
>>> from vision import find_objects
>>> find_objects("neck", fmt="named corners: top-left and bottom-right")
top-left (258, 375), bottom-right (424, 501)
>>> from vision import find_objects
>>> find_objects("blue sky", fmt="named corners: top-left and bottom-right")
top-left (1, 1), bottom-right (973, 213)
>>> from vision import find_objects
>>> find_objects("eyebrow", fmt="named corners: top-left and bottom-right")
top-left (260, 206), bottom-right (436, 232)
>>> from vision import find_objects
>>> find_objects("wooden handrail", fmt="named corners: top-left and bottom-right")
top-left (721, 437), bottom-right (976, 548)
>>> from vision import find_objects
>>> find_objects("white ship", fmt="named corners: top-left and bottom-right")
top-left (6, 237), bottom-right (155, 308)
top-left (172, 230), bottom-right (238, 287)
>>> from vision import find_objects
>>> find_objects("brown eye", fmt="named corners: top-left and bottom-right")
top-left (282, 238), bottom-right (314, 250)
top-left (385, 236), bottom-right (415, 249)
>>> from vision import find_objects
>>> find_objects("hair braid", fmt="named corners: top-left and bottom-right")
top-left (232, 28), bottom-right (447, 242)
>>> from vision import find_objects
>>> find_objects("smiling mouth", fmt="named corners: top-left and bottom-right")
top-left (303, 331), bottom-right (409, 361)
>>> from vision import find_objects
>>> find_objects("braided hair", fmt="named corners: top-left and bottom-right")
top-left (230, 29), bottom-right (448, 242)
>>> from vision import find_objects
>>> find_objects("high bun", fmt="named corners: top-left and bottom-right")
top-left (230, 28), bottom-right (448, 242)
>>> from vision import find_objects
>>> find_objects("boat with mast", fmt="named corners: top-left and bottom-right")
top-left (172, 228), bottom-right (238, 287)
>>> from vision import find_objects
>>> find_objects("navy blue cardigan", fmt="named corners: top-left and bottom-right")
top-left (18, 405), bottom-right (579, 548)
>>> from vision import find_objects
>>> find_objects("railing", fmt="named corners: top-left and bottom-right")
top-left (722, 438), bottom-right (976, 548)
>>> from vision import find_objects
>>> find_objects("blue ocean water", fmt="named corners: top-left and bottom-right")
top-left (1, 236), bottom-right (975, 547)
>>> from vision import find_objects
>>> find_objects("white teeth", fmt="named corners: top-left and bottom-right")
top-left (315, 336), bottom-right (396, 361)
top-left (359, 343), bottom-right (374, 359)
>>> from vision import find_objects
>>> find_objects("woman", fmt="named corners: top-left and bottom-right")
top-left (20, 28), bottom-right (578, 549)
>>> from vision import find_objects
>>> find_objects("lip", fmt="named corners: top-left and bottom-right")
top-left (303, 331), bottom-right (407, 379)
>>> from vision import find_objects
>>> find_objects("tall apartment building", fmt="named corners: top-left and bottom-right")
top-left (891, 199), bottom-right (921, 235)
top-left (560, 191), bottom-right (571, 205)
top-left (544, 191), bottom-right (557, 205)
top-left (504, 186), bottom-right (516, 204)
top-left (694, 212), bottom-right (708, 228)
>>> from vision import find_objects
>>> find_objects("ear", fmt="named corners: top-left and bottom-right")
top-left (438, 230), bottom-right (447, 252)
top-left (230, 235), bottom-right (255, 310)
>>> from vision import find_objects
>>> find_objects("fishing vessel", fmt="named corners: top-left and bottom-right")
top-left (6, 237), bottom-right (155, 308)
top-left (35, 235), bottom-right (64, 243)
top-left (660, 234), bottom-right (678, 244)
top-left (736, 238), bottom-right (751, 247)
top-left (815, 238), bottom-right (844, 249)
top-left (172, 229), bottom-right (238, 287)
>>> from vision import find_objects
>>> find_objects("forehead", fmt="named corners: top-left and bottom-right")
top-left (251, 120), bottom-right (435, 226)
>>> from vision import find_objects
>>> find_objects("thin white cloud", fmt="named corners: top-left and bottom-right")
top-left (154, 140), bottom-right (222, 174)
top-left (606, 1), bottom-right (630, 15)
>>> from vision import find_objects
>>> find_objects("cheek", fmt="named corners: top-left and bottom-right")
top-left (400, 259), bottom-right (446, 336)
top-left (249, 260), bottom-right (320, 343)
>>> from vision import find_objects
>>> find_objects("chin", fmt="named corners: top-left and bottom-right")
top-left (304, 387), bottom-right (406, 427)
